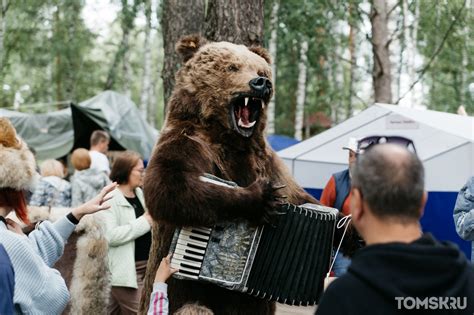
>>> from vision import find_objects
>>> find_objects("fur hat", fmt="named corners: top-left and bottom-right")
top-left (0, 117), bottom-right (39, 190)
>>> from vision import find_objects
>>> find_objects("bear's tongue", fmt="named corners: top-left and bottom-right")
top-left (241, 106), bottom-right (250, 124)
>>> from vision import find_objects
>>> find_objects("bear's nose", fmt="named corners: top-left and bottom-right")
top-left (249, 77), bottom-right (272, 98)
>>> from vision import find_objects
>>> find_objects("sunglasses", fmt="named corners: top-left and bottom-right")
top-left (357, 135), bottom-right (417, 154)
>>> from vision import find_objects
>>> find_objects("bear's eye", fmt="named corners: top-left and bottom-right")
top-left (258, 71), bottom-right (268, 78)
top-left (227, 64), bottom-right (239, 72)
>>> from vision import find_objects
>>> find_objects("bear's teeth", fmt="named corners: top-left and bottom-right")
top-left (261, 100), bottom-right (265, 109)
top-left (238, 118), bottom-right (256, 128)
top-left (244, 97), bottom-right (249, 106)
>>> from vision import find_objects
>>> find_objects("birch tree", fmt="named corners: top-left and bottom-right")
top-left (0, 0), bottom-right (8, 75)
top-left (104, 0), bottom-right (139, 91)
top-left (294, 40), bottom-right (308, 141)
top-left (139, 0), bottom-right (152, 119)
top-left (267, 0), bottom-right (279, 134)
top-left (370, 0), bottom-right (393, 103)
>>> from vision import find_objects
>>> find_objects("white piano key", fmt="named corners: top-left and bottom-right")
top-left (176, 272), bottom-right (199, 280)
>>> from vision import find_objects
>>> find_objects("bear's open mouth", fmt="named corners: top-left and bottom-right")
top-left (230, 95), bottom-right (264, 137)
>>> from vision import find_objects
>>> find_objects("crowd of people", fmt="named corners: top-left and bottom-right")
top-left (1, 114), bottom-right (474, 314)
top-left (0, 119), bottom-right (211, 314)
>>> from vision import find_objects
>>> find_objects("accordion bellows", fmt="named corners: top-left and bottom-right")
top-left (169, 175), bottom-right (338, 306)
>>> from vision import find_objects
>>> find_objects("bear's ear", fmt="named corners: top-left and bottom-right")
top-left (175, 34), bottom-right (208, 62)
top-left (248, 46), bottom-right (272, 64)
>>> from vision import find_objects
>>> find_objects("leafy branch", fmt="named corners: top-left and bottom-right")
top-left (394, 0), bottom-right (467, 104)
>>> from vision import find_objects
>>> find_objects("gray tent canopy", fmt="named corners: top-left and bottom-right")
top-left (72, 91), bottom-right (158, 159)
top-left (0, 91), bottom-right (158, 160)
top-left (0, 108), bottom-right (73, 160)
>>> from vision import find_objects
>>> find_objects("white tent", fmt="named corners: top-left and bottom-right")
top-left (280, 104), bottom-right (474, 191)
top-left (279, 104), bottom-right (474, 257)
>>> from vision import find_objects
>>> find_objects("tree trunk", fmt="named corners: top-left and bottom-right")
top-left (408, 0), bottom-right (419, 106)
top-left (370, 0), bottom-right (392, 104)
top-left (160, 0), bottom-right (205, 112)
top-left (139, 0), bottom-right (152, 120)
top-left (396, 0), bottom-right (407, 101)
top-left (0, 0), bottom-right (8, 75)
top-left (104, 0), bottom-right (138, 91)
top-left (54, 7), bottom-right (62, 103)
top-left (347, 1), bottom-right (355, 118)
top-left (294, 40), bottom-right (308, 141)
top-left (266, 0), bottom-right (279, 135)
top-left (204, 0), bottom-right (264, 46)
top-left (122, 32), bottom-right (131, 97)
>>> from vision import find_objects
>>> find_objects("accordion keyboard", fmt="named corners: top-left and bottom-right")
top-left (170, 227), bottom-right (213, 279)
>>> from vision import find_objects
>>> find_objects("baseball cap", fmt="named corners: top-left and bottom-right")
top-left (342, 137), bottom-right (358, 152)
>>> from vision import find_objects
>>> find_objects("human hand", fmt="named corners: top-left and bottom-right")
top-left (144, 212), bottom-right (154, 225)
top-left (71, 182), bottom-right (117, 221)
top-left (6, 218), bottom-right (24, 236)
top-left (154, 254), bottom-right (178, 283)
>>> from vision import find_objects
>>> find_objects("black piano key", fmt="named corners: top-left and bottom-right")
top-left (191, 229), bottom-right (212, 237)
top-left (178, 268), bottom-right (199, 276)
top-left (181, 263), bottom-right (201, 270)
top-left (187, 243), bottom-right (207, 251)
top-left (183, 254), bottom-right (204, 263)
top-left (184, 249), bottom-right (204, 257)
top-left (189, 235), bottom-right (209, 243)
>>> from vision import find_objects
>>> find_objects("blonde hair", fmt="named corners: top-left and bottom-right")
top-left (40, 159), bottom-right (65, 178)
top-left (71, 148), bottom-right (91, 171)
top-left (174, 303), bottom-right (214, 315)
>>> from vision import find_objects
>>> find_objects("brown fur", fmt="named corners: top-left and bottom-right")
top-left (140, 35), bottom-right (316, 315)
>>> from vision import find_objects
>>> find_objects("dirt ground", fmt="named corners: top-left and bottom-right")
top-left (275, 303), bottom-right (317, 315)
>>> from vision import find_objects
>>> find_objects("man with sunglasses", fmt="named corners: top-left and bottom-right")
top-left (316, 143), bottom-right (474, 315)
top-left (320, 137), bottom-right (358, 276)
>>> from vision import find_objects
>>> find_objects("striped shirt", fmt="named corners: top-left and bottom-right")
top-left (147, 282), bottom-right (169, 315)
top-left (0, 216), bottom-right (76, 314)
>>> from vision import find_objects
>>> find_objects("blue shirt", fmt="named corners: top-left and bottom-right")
top-left (0, 243), bottom-right (15, 315)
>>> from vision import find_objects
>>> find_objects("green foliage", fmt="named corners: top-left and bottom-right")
top-left (417, 0), bottom-right (473, 113)
top-left (1, 0), bottom-right (472, 134)
top-left (265, 0), bottom-right (366, 137)
top-left (0, 0), bottom-right (164, 128)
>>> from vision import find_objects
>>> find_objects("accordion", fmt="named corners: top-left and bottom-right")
top-left (169, 176), bottom-right (338, 306)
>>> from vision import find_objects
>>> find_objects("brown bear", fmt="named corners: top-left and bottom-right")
top-left (141, 35), bottom-right (317, 314)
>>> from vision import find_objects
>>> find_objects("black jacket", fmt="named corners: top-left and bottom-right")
top-left (316, 233), bottom-right (474, 315)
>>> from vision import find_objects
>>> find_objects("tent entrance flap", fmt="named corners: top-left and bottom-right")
top-left (71, 104), bottom-right (125, 151)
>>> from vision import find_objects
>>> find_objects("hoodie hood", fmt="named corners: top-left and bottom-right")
top-left (348, 233), bottom-right (472, 299)
top-left (73, 169), bottom-right (109, 190)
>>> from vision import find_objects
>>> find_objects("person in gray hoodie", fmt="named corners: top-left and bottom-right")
top-left (70, 148), bottom-right (111, 207)
top-left (453, 176), bottom-right (474, 262)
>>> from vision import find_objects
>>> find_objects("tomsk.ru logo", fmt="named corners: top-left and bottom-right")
top-left (395, 297), bottom-right (467, 310)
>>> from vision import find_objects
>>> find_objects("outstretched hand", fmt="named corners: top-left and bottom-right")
top-left (71, 182), bottom-right (117, 221)
top-left (154, 254), bottom-right (179, 283)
